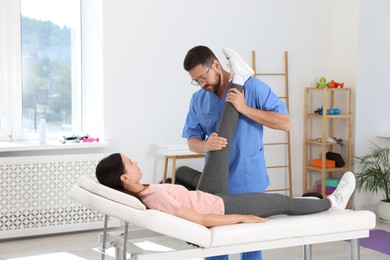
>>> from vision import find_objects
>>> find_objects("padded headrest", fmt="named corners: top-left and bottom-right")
top-left (77, 175), bottom-right (146, 210)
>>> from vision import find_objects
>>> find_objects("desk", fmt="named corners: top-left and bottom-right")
top-left (159, 150), bottom-right (205, 184)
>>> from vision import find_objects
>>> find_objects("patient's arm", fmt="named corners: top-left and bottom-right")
top-left (177, 206), bottom-right (268, 228)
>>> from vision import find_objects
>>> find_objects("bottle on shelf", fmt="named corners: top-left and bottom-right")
top-left (39, 116), bottom-right (48, 144)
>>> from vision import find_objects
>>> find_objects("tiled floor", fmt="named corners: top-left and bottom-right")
top-left (0, 220), bottom-right (389, 260)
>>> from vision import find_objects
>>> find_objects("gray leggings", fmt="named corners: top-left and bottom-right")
top-left (196, 83), bottom-right (331, 218)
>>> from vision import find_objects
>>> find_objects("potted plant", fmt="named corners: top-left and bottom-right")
top-left (355, 143), bottom-right (390, 222)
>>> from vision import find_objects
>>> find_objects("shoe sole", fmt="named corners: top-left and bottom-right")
top-left (222, 48), bottom-right (254, 75)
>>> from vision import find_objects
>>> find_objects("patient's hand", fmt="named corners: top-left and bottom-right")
top-left (241, 215), bottom-right (268, 223)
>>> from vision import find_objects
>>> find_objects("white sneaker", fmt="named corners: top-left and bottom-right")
top-left (222, 47), bottom-right (254, 82)
top-left (328, 171), bottom-right (356, 209)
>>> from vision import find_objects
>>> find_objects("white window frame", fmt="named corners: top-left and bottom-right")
top-left (0, 0), bottom-right (103, 142)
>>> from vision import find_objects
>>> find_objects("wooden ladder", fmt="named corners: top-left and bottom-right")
top-left (251, 51), bottom-right (293, 197)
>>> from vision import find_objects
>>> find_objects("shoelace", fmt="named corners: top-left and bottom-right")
top-left (226, 61), bottom-right (233, 81)
top-left (332, 181), bottom-right (347, 204)
top-left (226, 61), bottom-right (231, 70)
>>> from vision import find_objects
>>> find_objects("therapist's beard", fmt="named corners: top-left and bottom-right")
top-left (204, 72), bottom-right (222, 93)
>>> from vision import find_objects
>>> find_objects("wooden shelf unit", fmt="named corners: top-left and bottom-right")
top-left (303, 87), bottom-right (353, 197)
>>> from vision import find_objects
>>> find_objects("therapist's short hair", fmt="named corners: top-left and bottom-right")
top-left (183, 45), bottom-right (218, 71)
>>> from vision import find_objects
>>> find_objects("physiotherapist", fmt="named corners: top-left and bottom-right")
top-left (182, 46), bottom-right (290, 260)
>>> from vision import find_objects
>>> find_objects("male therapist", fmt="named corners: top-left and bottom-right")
top-left (182, 46), bottom-right (290, 260)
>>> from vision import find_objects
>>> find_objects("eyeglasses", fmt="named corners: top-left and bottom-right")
top-left (191, 62), bottom-right (214, 86)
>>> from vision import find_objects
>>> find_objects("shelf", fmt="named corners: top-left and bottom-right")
top-left (304, 87), bottom-right (353, 198)
top-left (305, 87), bottom-right (352, 92)
top-left (305, 189), bottom-right (319, 193)
top-left (305, 165), bottom-right (352, 172)
top-left (306, 139), bottom-right (349, 145)
top-left (306, 114), bottom-right (351, 119)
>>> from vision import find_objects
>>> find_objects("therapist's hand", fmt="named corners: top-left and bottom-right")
top-left (225, 88), bottom-right (247, 114)
top-left (205, 132), bottom-right (228, 152)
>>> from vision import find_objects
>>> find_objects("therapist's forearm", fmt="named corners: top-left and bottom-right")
top-left (187, 138), bottom-right (207, 154)
top-left (241, 106), bottom-right (290, 131)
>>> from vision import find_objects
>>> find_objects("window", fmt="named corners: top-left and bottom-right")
top-left (0, 0), bottom-right (103, 142)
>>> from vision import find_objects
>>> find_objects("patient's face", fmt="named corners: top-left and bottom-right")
top-left (120, 154), bottom-right (143, 184)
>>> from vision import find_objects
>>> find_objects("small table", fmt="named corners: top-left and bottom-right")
top-left (159, 149), bottom-right (205, 184)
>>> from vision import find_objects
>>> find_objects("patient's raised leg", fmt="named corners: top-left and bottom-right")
top-left (197, 48), bottom-right (253, 194)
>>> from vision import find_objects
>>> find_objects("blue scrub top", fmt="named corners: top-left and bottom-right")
top-left (182, 77), bottom-right (288, 194)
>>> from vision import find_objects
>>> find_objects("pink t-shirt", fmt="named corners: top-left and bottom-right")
top-left (138, 184), bottom-right (225, 216)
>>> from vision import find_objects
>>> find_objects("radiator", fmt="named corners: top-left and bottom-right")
top-left (0, 153), bottom-right (120, 239)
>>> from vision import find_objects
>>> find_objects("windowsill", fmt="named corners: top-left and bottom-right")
top-left (0, 140), bottom-right (109, 152)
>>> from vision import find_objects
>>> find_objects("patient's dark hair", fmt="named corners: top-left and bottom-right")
top-left (96, 153), bottom-right (145, 199)
top-left (183, 45), bottom-right (217, 71)
top-left (96, 153), bottom-right (124, 190)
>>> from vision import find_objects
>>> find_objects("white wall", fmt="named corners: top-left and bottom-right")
top-left (101, 0), bottom-right (385, 210)
top-left (354, 0), bottom-right (390, 210)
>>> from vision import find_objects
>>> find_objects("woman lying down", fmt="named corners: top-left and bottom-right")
top-left (96, 153), bottom-right (355, 228)
top-left (95, 64), bottom-right (355, 228)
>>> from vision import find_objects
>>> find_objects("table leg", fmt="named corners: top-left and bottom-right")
top-left (171, 157), bottom-right (177, 184)
top-left (162, 156), bottom-right (168, 183)
top-left (351, 239), bottom-right (360, 260)
top-left (303, 244), bottom-right (312, 260)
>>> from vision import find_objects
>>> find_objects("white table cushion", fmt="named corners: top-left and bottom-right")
top-left (77, 175), bottom-right (146, 210)
top-left (209, 209), bottom-right (375, 247)
top-left (70, 182), bottom-right (212, 247)
top-left (71, 176), bottom-right (376, 249)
